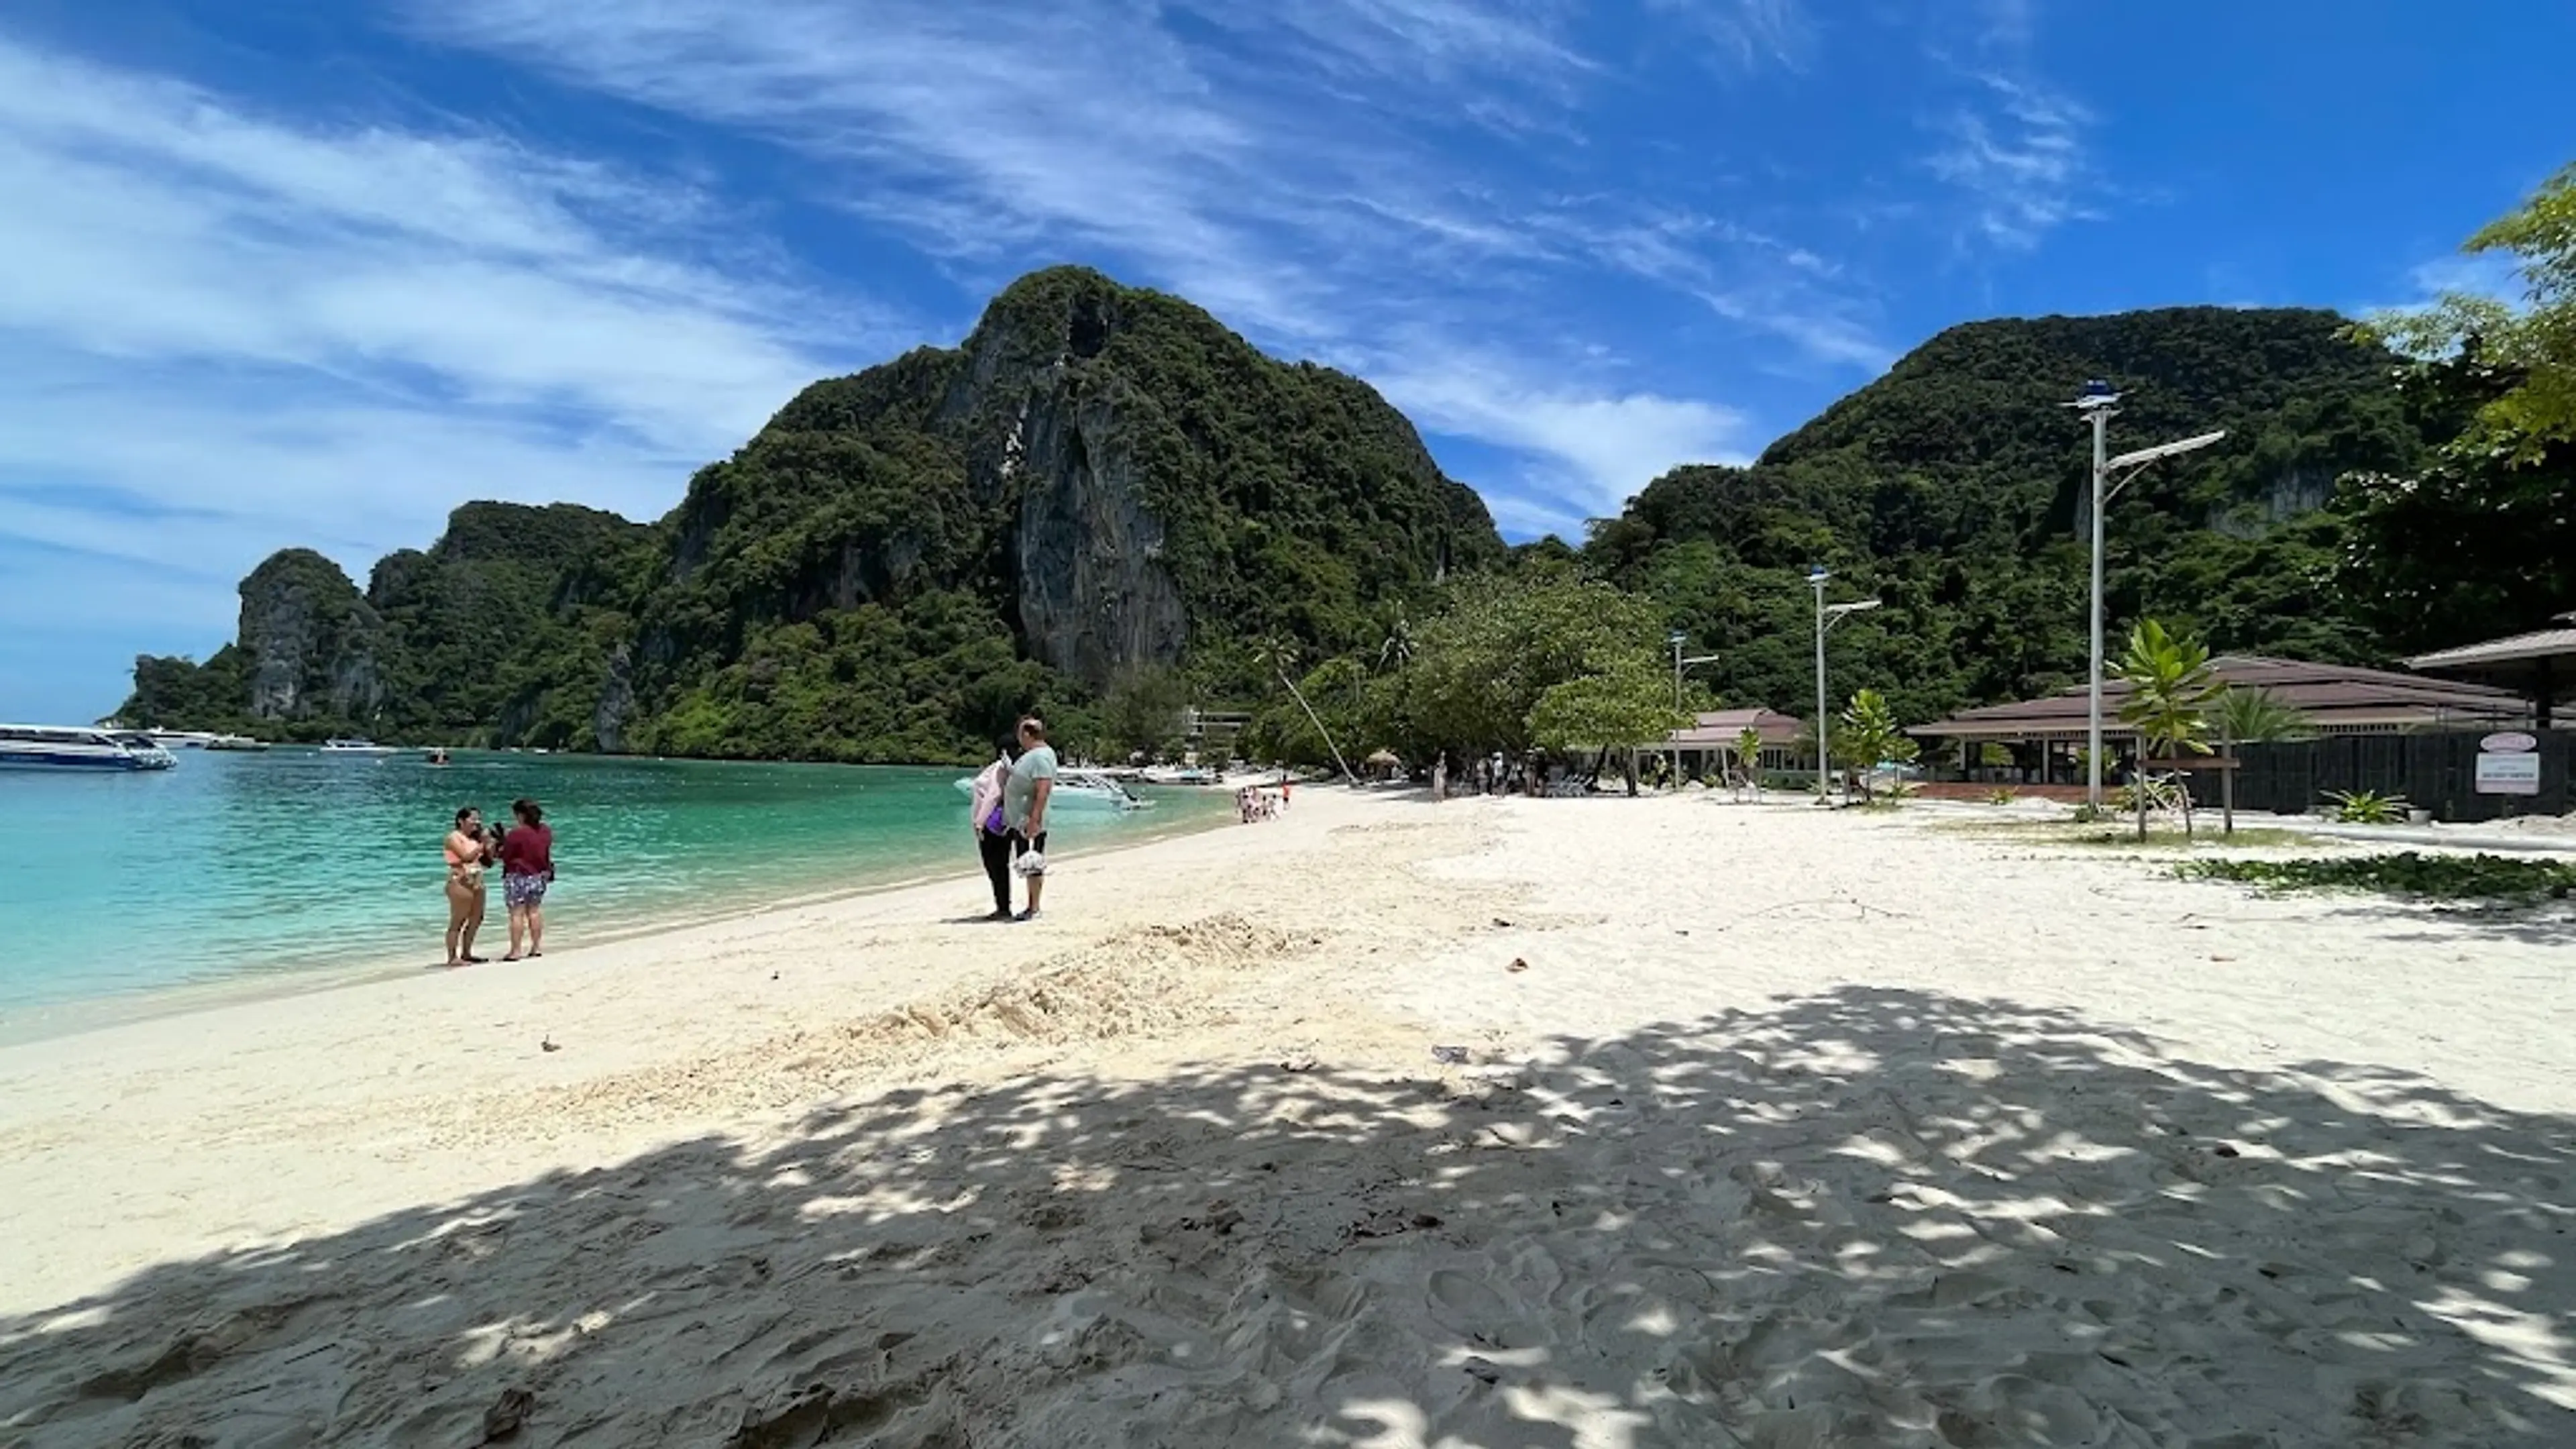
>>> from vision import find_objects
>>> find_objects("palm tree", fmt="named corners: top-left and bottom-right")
top-left (1838, 689), bottom-right (1918, 802)
top-left (1375, 610), bottom-right (1415, 673)
top-left (1252, 637), bottom-right (1356, 781)
top-left (2114, 619), bottom-right (2221, 839)
top-left (1733, 724), bottom-right (1765, 800)
top-left (2211, 686), bottom-right (2314, 834)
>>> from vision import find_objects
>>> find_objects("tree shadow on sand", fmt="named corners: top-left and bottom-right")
top-left (7, 987), bottom-right (2576, 1447)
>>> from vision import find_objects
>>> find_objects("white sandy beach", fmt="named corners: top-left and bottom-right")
top-left (5, 790), bottom-right (2576, 1446)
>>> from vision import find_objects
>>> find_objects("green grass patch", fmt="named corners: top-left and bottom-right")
top-left (1950, 820), bottom-right (2308, 851)
top-left (2179, 852), bottom-right (2576, 901)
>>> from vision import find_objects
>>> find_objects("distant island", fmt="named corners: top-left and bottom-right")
top-left (119, 265), bottom-right (2542, 763)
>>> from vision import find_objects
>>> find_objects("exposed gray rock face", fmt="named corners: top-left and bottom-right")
top-left (2206, 465), bottom-right (2333, 539)
top-left (237, 549), bottom-right (384, 722)
top-left (592, 647), bottom-right (635, 754)
top-left (1007, 386), bottom-right (1188, 683)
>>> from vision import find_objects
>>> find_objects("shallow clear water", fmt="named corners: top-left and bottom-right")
top-left (0, 749), bottom-right (1228, 1020)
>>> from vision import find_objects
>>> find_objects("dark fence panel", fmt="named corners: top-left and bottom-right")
top-left (2196, 731), bottom-right (2571, 823)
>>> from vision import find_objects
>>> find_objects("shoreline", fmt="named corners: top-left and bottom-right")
top-left (0, 787), bottom-right (1246, 1049)
top-left (8, 790), bottom-right (2576, 1443)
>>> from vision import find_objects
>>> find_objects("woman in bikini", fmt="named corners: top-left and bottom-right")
top-left (443, 806), bottom-right (490, 967)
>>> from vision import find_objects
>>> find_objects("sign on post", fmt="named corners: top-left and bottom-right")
top-left (2475, 746), bottom-right (2542, 796)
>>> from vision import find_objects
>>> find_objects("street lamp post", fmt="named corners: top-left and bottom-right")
top-left (2068, 382), bottom-right (2225, 806)
top-left (1808, 566), bottom-right (1881, 806)
top-left (1667, 631), bottom-right (1717, 786)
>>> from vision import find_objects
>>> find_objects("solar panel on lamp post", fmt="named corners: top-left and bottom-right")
top-left (2065, 381), bottom-right (2224, 807)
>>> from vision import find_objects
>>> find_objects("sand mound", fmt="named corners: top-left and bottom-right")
top-left (837, 914), bottom-right (1317, 1053)
top-left (433, 915), bottom-right (1324, 1146)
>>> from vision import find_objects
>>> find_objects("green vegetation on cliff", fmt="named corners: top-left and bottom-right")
top-left (1582, 307), bottom-right (2424, 727)
top-left (123, 268), bottom-right (1501, 761)
top-left (127, 241), bottom-right (2565, 765)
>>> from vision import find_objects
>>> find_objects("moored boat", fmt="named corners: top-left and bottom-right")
top-left (951, 767), bottom-right (1153, 811)
top-left (320, 738), bottom-right (398, 755)
top-left (205, 734), bottom-right (270, 752)
top-left (0, 724), bottom-right (178, 771)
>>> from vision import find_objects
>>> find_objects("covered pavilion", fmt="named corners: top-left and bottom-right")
top-left (2404, 613), bottom-right (2576, 729)
top-left (1910, 655), bottom-right (2530, 783)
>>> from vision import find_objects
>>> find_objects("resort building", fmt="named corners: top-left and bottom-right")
top-left (2404, 612), bottom-right (2576, 729)
top-left (1663, 707), bottom-right (1806, 778)
top-left (1909, 655), bottom-right (2530, 783)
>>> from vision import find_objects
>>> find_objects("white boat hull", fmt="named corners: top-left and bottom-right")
top-left (952, 773), bottom-right (1152, 811)
top-left (0, 724), bottom-right (178, 771)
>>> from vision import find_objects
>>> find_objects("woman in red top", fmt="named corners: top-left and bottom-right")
top-left (498, 797), bottom-right (555, 961)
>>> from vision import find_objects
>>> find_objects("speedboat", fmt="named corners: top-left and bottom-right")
top-left (205, 734), bottom-right (270, 752)
top-left (320, 738), bottom-right (397, 755)
top-left (0, 724), bottom-right (178, 771)
top-left (952, 767), bottom-right (1153, 812)
top-left (146, 729), bottom-right (219, 750)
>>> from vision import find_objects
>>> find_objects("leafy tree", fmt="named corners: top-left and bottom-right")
top-left (2331, 354), bottom-right (2575, 654)
top-left (2364, 162), bottom-right (2576, 455)
top-left (1398, 572), bottom-right (1666, 760)
top-left (2115, 619), bottom-right (2220, 839)
top-left (1527, 657), bottom-right (1683, 758)
top-left (1099, 667), bottom-right (1190, 762)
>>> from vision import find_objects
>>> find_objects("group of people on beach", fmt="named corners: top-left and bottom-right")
top-left (441, 798), bottom-right (557, 967)
top-left (965, 716), bottom-right (1059, 922)
top-left (1236, 781), bottom-right (1289, 822)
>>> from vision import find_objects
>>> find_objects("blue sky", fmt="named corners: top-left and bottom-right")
top-left (2, 1), bottom-right (2567, 723)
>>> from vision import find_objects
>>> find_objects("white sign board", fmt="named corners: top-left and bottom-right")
top-left (2475, 751), bottom-right (2541, 796)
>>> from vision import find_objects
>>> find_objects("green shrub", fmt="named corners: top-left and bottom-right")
top-left (2324, 788), bottom-right (2409, 824)
top-left (2180, 853), bottom-right (2576, 901)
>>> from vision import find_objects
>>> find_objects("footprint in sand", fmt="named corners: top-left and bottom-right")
top-left (1426, 1268), bottom-right (1514, 1339)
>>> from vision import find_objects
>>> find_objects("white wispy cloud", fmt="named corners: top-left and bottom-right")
top-left (0, 31), bottom-right (876, 716)
top-left (407, 0), bottom-right (1341, 337)
top-left (1642, 0), bottom-right (1809, 71)
top-left (412, 0), bottom-right (1815, 533)
top-left (1368, 349), bottom-right (1751, 535)
top-left (1924, 72), bottom-right (2099, 250)
top-left (1544, 207), bottom-right (1894, 370)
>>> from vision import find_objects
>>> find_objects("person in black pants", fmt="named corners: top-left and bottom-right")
top-left (969, 737), bottom-right (1018, 920)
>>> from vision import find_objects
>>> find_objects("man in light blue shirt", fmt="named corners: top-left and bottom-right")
top-left (1001, 715), bottom-right (1057, 920)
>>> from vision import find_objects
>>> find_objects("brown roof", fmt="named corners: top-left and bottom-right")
top-left (1913, 655), bottom-right (2528, 741)
top-left (1666, 707), bottom-right (1803, 749)
top-left (2406, 614), bottom-right (2576, 690)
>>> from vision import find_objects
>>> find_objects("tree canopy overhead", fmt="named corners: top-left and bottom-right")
top-left (2365, 162), bottom-right (2576, 456)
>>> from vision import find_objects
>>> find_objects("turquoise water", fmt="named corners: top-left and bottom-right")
top-left (0, 750), bottom-right (1229, 1022)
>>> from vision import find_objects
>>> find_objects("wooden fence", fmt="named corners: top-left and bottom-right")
top-left (2198, 731), bottom-right (2570, 824)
